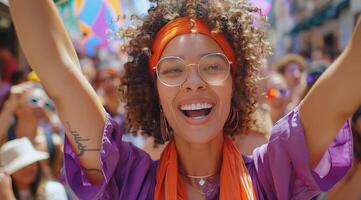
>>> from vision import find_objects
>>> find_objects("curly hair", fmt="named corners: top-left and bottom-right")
top-left (117, 0), bottom-right (271, 144)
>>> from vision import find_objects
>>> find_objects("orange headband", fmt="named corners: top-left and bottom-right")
top-left (149, 17), bottom-right (236, 78)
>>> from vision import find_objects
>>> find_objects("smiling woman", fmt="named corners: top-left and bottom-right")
top-left (8, 0), bottom-right (361, 199)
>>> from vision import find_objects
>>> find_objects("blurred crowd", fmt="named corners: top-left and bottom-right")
top-left (0, 38), bottom-right (360, 199)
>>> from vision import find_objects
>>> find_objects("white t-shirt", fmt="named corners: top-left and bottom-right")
top-left (18, 181), bottom-right (68, 200)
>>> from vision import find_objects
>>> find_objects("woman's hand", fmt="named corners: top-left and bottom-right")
top-left (0, 170), bottom-right (15, 200)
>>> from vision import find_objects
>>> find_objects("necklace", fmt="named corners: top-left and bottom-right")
top-left (180, 172), bottom-right (219, 199)
top-left (185, 173), bottom-right (217, 186)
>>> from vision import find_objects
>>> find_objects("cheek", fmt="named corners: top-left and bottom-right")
top-left (12, 167), bottom-right (36, 184)
top-left (157, 81), bottom-right (177, 114)
top-left (12, 172), bottom-right (22, 182)
top-left (215, 78), bottom-right (233, 118)
top-left (285, 73), bottom-right (292, 80)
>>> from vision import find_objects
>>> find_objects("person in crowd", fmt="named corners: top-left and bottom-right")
top-left (78, 51), bottom-right (97, 88)
top-left (300, 63), bottom-right (328, 100)
top-left (95, 68), bottom-right (124, 124)
top-left (272, 53), bottom-right (307, 110)
top-left (142, 136), bottom-right (167, 160)
top-left (0, 73), bottom-right (11, 106)
top-left (0, 46), bottom-right (18, 83)
top-left (235, 59), bottom-right (272, 155)
top-left (0, 81), bottom-right (63, 180)
top-left (10, 70), bottom-right (26, 85)
top-left (235, 105), bottom-right (272, 155)
top-left (96, 67), bottom-right (146, 148)
top-left (311, 49), bottom-right (330, 65)
top-left (0, 137), bottom-right (67, 200)
top-left (9, 0), bottom-right (361, 199)
top-left (265, 73), bottom-right (291, 124)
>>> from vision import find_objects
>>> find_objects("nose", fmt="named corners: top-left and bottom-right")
top-left (181, 64), bottom-right (207, 91)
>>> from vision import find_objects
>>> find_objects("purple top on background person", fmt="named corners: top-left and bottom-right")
top-left (62, 105), bottom-right (352, 200)
top-left (0, 82), bottom-right (10, 105)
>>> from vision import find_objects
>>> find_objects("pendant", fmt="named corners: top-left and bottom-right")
top-left (198, 178), bottom-right (205, 186)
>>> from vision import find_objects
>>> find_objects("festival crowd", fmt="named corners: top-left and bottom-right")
top-left (0, 0), bottom-right (360, 200)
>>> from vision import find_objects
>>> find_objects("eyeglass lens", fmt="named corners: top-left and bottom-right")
top-left (156, 53), bottom-right (230, 86)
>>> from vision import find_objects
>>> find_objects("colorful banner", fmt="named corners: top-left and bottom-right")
top-left (74, 0), bottom-right (123, 55)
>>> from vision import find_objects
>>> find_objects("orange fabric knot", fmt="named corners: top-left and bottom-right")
top-left (154, 137), bottom-right (257, 200)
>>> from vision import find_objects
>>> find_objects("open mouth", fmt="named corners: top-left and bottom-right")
top-left (179, 103), bottom-right (214, 120)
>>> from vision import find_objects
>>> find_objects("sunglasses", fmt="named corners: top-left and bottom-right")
top-left (26, 96), bottom-right (56, 112)
top-left (266, 88), bottom-right (290, 99)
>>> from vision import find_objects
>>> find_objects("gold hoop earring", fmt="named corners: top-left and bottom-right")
top-left (225, 105), bottom-right (239, 133)
top-left (160, 108), bottom-right (172, 142)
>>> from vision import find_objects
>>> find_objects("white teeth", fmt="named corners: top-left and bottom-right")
top-left (180, 103), bottom-right (213, 111)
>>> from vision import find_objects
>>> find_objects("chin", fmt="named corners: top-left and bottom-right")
top-left (174, 125), bottom-right (224, 144)
top-left (166, 98), bottom-right (229, 144)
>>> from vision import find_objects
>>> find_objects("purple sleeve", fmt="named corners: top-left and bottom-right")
top-left (62, 113), bottom-right (156, 200)
top-left (250, 106), bottom-right (353, 200)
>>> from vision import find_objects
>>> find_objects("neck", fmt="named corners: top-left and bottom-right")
top-left (174, 133), bottom-right (224, 177)
top-left (15, 115), bottom-right (38, 142)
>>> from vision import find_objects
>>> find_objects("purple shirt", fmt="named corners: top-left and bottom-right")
top-left (62, 106), bottom-right (352, 200)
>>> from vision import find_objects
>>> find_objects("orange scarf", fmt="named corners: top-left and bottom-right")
top-left (154, 137), bottom-right (256, 200)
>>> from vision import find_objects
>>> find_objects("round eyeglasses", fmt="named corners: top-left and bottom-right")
top-left (153, 53), bottom-right (232, 87)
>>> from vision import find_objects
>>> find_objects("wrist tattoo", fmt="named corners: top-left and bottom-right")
top-left (66, 122), bottom-right (100, 156)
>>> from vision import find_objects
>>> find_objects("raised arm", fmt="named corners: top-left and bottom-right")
top-left (9, 0), bottom-right (105, 183)
top-left (301, 19), bottom-right (361, 167)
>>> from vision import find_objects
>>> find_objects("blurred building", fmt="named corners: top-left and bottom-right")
top-left (270, 0), bottom-right (295, 60)
top-left (271, 0), bottom-right (360, 61)
top-left (288, 0), bottom-right (360, 59)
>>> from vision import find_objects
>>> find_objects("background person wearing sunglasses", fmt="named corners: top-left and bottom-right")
top-left (0, 81), bottom-right (64, 180)
top-left (264, 73), bottom-right (291, 124)
top-left (272, 53), bottom-right (308, 113)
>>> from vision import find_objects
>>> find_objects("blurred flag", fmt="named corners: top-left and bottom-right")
top-left (56, 0), bottom-right (80, 38)
top-left (74, 0), bottom-right (124, 56)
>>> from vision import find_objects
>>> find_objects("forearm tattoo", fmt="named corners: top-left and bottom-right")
top-left (66, 122), bottom-right (100, 156)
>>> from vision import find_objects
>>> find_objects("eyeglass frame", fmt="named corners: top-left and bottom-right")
top-left (152, 52), bottom-right (233, 87)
